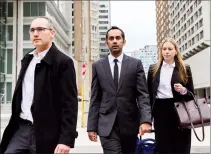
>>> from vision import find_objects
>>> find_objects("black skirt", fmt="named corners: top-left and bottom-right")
top-left (153, 98), bottom-right (191, 154)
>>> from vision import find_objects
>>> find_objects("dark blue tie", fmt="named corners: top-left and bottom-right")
top-left (113, 59), bottom-right (118, 90)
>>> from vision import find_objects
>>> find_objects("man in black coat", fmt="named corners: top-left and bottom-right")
top-left (0, 16), bottom-right (78, 154)
top-left (87, 26), bottom-right (152, 154)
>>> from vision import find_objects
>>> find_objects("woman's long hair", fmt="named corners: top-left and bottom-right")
top-left (152, 37), bottom-right (188, 84)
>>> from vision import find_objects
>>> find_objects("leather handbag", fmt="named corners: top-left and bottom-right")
top-left (174, 91), bottom-right (210, 142)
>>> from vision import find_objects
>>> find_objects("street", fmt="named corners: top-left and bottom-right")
top-left (1, 103), bottom-right (210, 153)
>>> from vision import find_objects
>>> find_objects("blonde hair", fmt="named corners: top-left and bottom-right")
top-left (152, 37), bottom-right (188, 84)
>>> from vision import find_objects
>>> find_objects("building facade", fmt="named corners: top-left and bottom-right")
top-left (1, 0), bottom-right (74, 104)
top-left (99, 1), bottom-right (111, 58)
top-left (168, 0), bottom-right (210, 99)
top-left (131, 45), bottom-right (157, 77)
top-left (155, 0), bottom-right (170, 47)
top-left (0, 1), bottom-right (7, 104)
top-left (90, 1), bottom-right (100, 61)
top-left (72, 1), bottom-right (100, 99)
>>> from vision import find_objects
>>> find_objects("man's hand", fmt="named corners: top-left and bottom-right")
top-left (139, 123), bottom-right (152, 136)
top-left (88, 131), bottom-right (98, 142)
top-left (54, 144), bottom-right (70, 154)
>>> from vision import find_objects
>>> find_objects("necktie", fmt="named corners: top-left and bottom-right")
top-left (113, 59), bottom-right (118, 90)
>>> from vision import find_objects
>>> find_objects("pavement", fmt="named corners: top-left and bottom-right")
top-left (0, 104), bottom-right (210, 153)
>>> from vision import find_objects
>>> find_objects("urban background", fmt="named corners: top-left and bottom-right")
top-left (0, 0), bottom-right (210, 153)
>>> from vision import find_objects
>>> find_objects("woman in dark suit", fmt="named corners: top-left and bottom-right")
top-left (147, 37), bottom-right (194, 154)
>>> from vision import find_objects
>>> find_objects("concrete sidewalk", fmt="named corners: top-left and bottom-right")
top-left (1, 123), bottom-right (210, 153)
top-left (71, 126), bottom-right (210, 153)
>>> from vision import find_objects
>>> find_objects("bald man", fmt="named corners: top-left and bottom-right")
top-left (0, 16), bottom-right (78, 154)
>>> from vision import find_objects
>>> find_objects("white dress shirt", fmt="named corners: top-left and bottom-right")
top-left (20, 48), bottom-right (50, 122)
top-left (156, 61), bottom-right (175, 98)
top-left (108, 53), bottom-right (123, 80)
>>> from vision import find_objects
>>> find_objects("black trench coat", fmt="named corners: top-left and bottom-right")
top-left (0, 43), bottom-right (78, 153)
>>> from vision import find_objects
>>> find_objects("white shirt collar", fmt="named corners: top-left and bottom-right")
top-left (162, 60), bottom-right (175, 68)
top-left (29, 45), bottom-right (51, 59)
top-left (108, 52), bottom-right (124, 63)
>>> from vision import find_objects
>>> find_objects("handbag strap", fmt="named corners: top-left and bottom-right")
top-left (183, 91), bottom-right (205, 142)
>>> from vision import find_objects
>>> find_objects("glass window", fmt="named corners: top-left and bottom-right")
top-left (38, 2), bottom-right (45, 16)
top-left (99, 21), bottom-right (108, 24)
top-left (0, 23), bottom-right (6, 47)
top-left (200, 30), bottom-right (203, 39)
top-left (31, 2), bottom-right (38, 16)
top-left (7, 25), bottom-right (13, 41)
top-left (199, 7), bottom-right (202, 16)
top-left (100, 32), bottom-right (106, 35)
top-left (99, 15), bottom-right (108, 19)
top-left (196, 34), bottom-right (199, 41)
top-left (6, 82), bottom-right (12, 103)
top-left (188, 40), bottom-right (191, 47)
top-left (23, 25), bottom-right (30, 40)
top-left (199, 19), bottom-right (203, 27)
top-left (192, 37), bottom-right (195, 45)
top-left (7, 2), bottom-right (13, 17)
top-left (99, 10), bottom-right (108, 13)
top-left (99, 26), bottom-right (107, 30)
top-left (24, 2), bottom-right (45, 17)
top-left (7, 49), bottom-right (12, 74)
top-left (23, 48), bottom-right (32, 56)
top-left (100, 5), bottom-right (105, 8)
top-left (0, 48), bottom-right (6, 74)
top-left (101, 38), bottom-right (106, 41)
top-left (23, 2), bottom-right (30, 17)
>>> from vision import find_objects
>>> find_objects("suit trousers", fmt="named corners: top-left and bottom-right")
top-left (99, 120), bottom-right (138, 154)
top-left (4, 119), bottom-right (36, 154)
top-left (153, 98), bottom-right (191, 154)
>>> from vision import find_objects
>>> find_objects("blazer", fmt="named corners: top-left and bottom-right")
top-left (87, 54), bottom-right (152, 137)
top-left (147, 62), bottom-right (194, 111)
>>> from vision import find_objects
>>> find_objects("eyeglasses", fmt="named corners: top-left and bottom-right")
top-left (29, 27), bottom-right (52, 33)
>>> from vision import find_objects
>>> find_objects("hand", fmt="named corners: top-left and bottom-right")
top-left (174, 83), bottom-right (186, 93)
top-left (139, 123), bottom-right (152, 136)
top-left (88, 131), bottom-right (98, 142)
top-left (54, 144), bottom-right (70, 154)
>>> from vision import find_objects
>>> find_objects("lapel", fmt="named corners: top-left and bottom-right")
top-left (102, 57), bottom-right (116, 91)
top-left (14, 43), bottom-right (57, 94)
top-left (153, 65), bottom-right (161, 95)
top-left (170, 66), bottom-right (180, 90)
top-left (14, 53), bottom-right (34, 94)
top-left (117, 54), bottom-right (129, 93)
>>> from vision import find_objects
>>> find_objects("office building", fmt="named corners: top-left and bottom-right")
top-left (168, 0), bottom-right (210, 99)
top-left (99, 1), bottom-right (111, 58)
top-left (72, 1), bottom-right (100, 99)
top-left (131, 45), bottom-right (157, 77)
top-left (155, 0), bottom-right (170, 47)
top-left (0, 1), bottom-right (7, 104)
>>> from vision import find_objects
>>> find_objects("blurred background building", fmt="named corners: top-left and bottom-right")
top-left (131, 45), bottom-right (157, 77)
top-left (99, 1), bottom-right (111, 58)
top-left (155, 0), bottom-right (170, 48)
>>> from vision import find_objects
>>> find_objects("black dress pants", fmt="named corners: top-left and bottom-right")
top-left (153, 98), bottom-right (191, 154)
top-left (4, 119), bottom-right (36, 154)
top-left (100, 121), bottom-right (138, 154)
